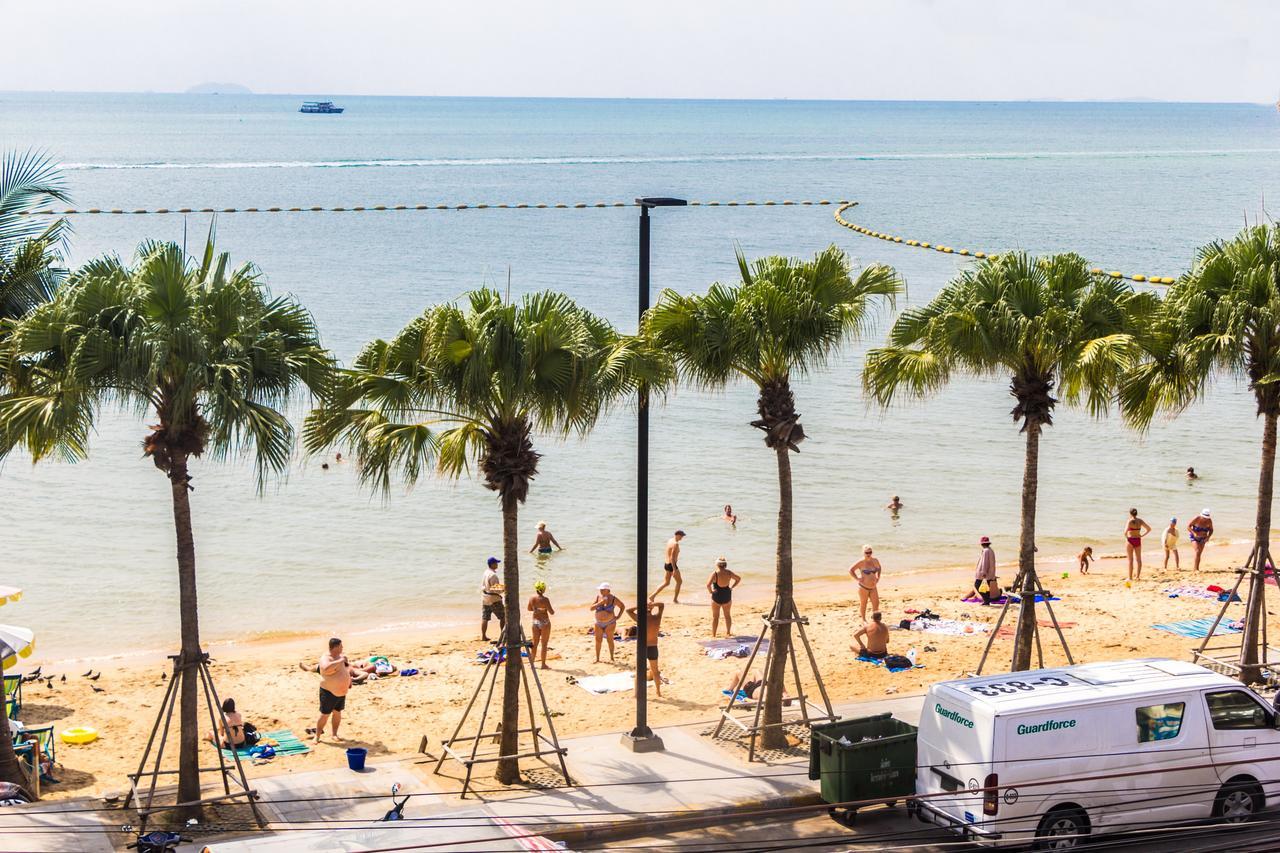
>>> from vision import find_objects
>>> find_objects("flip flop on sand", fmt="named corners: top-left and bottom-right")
top-left (305, 728), bottom-right (317, 735)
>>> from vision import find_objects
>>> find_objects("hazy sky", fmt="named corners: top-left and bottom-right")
top-left (4, 0), bottom-right (1279, 102)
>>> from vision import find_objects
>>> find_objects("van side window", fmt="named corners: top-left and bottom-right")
top-left (1135, 703), bottom-right (1185, 742)
top-left (1206, 691), bottom-right (1271, 730)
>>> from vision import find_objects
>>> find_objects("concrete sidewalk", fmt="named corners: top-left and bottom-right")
top-left (2, 693), bottom-right (925, 851)
top-left (192, 693), bottom-right (926, 851)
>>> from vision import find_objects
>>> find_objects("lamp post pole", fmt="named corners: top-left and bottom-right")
top-left (623, 197), bottom-right (685, 753)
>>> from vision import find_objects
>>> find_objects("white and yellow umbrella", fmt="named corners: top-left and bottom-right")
top-left (0, 624), bottom-right (34, 670)
top-left (0, 586), bottom-right (21, 607)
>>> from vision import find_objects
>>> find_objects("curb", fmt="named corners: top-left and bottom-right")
top-left (543, 789), bottom-right (824, 846)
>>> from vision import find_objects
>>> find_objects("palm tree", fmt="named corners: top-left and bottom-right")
top-left (1, 151), bottom-right (69, 336)
top-left (305, 288), bottom-right (659, 783)
top-left (0, 150), bottom-right (69, 797)
top-left (0, 233), bottom-right (333, 815)
top-left (1120, 223), bottom-right (1280, 683)
top-left (864, 252), bottom-right (1148, 670)
top-left (646, 245), bottom-right (901, 748)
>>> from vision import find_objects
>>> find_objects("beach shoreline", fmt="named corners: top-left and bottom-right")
top-left (16, 536), bottom-right (1260, 803)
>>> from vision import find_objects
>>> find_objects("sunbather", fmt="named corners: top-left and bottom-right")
top-left (852, 612), bottom-right (890, 659)
top-left (205, 697), bottom-right (254, 749)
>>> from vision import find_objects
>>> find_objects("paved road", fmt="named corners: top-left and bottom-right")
top-left (602, 805), bottom-right (1280, 852)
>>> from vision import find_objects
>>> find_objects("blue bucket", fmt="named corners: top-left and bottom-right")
top-left (346, 747), bottom-right (367, 771)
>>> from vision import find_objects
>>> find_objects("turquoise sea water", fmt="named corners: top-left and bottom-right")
top-left (2, 93), bottom-right (1279, 658)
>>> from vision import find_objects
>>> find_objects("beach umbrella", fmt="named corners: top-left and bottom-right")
top-left (0, 586), bottom-right (22, 607)
top-left (0, 625), bottom-right (34, 669)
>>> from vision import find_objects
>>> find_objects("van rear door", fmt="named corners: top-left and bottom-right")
top-left (917, 688), bottom-right (994, 830)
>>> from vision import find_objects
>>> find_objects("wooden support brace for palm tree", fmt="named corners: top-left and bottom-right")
top-left (975, 568), bottom-right (1074, 675)
top-left (712, 599), bottom-right (836, 762)
top-left (1193, 547), bottom-right (1279, 684)
top-left (432, 633), bottom-right (568, 798)
top-left (122, 653), bottom-right (263, 830)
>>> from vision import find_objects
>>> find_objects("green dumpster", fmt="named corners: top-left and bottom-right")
top-left (808, 713), bottom-right (918, 822)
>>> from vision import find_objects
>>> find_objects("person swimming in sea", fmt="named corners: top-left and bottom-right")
top-left (885, 495), bottom-right (903, 512)
top-left (1186, 466), bottom-right (1199, 481)
top-left (722, 504), bottom-right (738, 526)
top-left (529, 521), bottom-right (562, 556)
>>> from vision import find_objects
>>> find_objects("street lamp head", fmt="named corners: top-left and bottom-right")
top-left (636, 197), bottom-right (688, 208)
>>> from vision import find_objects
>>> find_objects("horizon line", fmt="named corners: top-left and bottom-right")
top-left (0, 89), bottom-right (1273, 107)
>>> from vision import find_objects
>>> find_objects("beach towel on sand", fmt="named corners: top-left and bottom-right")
top-left (856, 653), bottom-right (919, 674)
top-left (1152, 617), bottom-right (1243, 639)
top-left (1163, 585), bottom-right (1224, 601)
top-left (573, 672), bottom-right (636, 695)
top-left (699, 636), bottom-right (770, 658)
top-left (220, 729), bottom-right (310, 759)
top-left (910, 618), bottom-right (982, 637)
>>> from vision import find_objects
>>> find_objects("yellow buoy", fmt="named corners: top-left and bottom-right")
top-left (1132, 274), bottom-right (1146, 282)
top-left (1109, 271), bottom-right (1123, 279)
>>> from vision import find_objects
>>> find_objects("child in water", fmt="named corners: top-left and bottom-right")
top-left (1078, 546), bottom-right (1093, 575)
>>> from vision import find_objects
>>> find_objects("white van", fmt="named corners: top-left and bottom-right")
top-left (914, 658), bottom-right (1280, 849)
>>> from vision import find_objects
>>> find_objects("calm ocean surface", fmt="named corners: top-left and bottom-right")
top-left (3, 93), bottom-right (1279, 659)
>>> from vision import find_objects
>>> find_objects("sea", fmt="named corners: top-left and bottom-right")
top-left (2, 93), bottom-right (1279, 660)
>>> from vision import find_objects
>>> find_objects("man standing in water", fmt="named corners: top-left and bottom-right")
top-left (481, 557), bottom-right (505, 640)
top-left (974, 536), bottom-right (998, 605)
top-left (627, 601), bottom-right (666, 697)
top-left (529, 521), bottom-right (563, 556)
top-left (651, 530), bottom-right (685, 603)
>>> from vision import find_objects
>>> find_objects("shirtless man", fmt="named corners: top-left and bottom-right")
top-left (529, 522), bottom-right (563, 555)
top-left (852, 612), bottom-right (890, 659)
top-left (313, 637), bottom-right (352, 742)
top-left (626, 601), bottom-right (665, 697)
top-left (651, 530), bottom-right (685, 603)
top-left (885, 495), bottom-right (903, 512)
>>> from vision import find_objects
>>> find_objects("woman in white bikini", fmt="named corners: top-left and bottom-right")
top-left (527, 581), bottom-right (555, 669)
top-left (849, 545), bottom-right (882, 621)
top-left (590, 582), bottom-right (625, 663)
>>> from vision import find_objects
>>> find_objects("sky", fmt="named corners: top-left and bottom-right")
top-left (3, 0), bottom-right (1279, 102)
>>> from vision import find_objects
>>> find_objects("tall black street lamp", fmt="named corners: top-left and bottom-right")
top-left (622, 197), bottom-right (687, 753)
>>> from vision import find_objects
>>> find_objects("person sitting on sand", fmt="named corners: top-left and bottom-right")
top-left (528, 581), bottom-right (555, 669)
top-left (529, 522), bottom-right (562, 555)
top-left (852, 611), bottom-right (890, 659)
top-left (973, 536), bottom-right (998, 605)
top-left (1163, 518), bottom-right (1181, 570)
top-left (205, 697), bottom-right (253, 749)
top-left (1078, 546), bottom-right (1093, 574)
top-left (626, 601), bottom-right (665, 697)
top-left (722, 504), bottom-right (738, 526)
top-left (707, 557), bottom-right (741, 637)
top-left (590, 583), bottom-right (625, 664)
top-left (850, 545), bottom-right (882, 620)
top-left (885, 495), bottom-right (903, 512)
top-left (1125, 508), bottom-right (1152, 581)
top-left (1188, 509), bottom-right (1213, 571)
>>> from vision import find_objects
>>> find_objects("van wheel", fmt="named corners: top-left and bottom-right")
top-left (1034, 808), bottom-right (1088, 851)
top-left (1215, 781), bottom-right (1263, 823)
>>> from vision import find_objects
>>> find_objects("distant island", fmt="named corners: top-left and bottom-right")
top-left (185, 82), bottom-right (253, 95)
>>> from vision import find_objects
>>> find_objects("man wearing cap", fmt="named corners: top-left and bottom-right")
top-left (974, 536), bottom-right (998, 605)
top-left (481, 557), bottom-right (505, 641)
top-left (651, 530), bottom-right (686, 603)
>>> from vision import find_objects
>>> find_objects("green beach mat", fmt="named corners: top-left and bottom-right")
top-left (220, 729), bottom-right (311, 759)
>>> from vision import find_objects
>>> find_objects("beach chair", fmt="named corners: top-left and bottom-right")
top-left (11, 741), bottom-right (40, 798)
top-left (23, 724), bottom-right (55, 765)
top-left (2, 674), bottom-right (19, 719)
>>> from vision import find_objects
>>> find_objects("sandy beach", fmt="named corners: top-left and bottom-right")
top-left (15, 537), bottom-right (1262, 802)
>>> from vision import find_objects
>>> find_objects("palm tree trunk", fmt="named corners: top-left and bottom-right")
top-left (760, 445), bottom-right (794, 750)
top-left (169, 452), bottom-right (203, 818)
top-left (496, 491), bottom-right (523, 784)
top-left (0, 661), bottom-right (33, 799)
top-left (1241, 410), bottom-right (1277, 684)
top-left (1012, 422), bottom-right (1041, 672)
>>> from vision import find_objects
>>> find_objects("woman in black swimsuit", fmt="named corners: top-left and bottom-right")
top-left (707, 557), bottom-right (741, 637)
